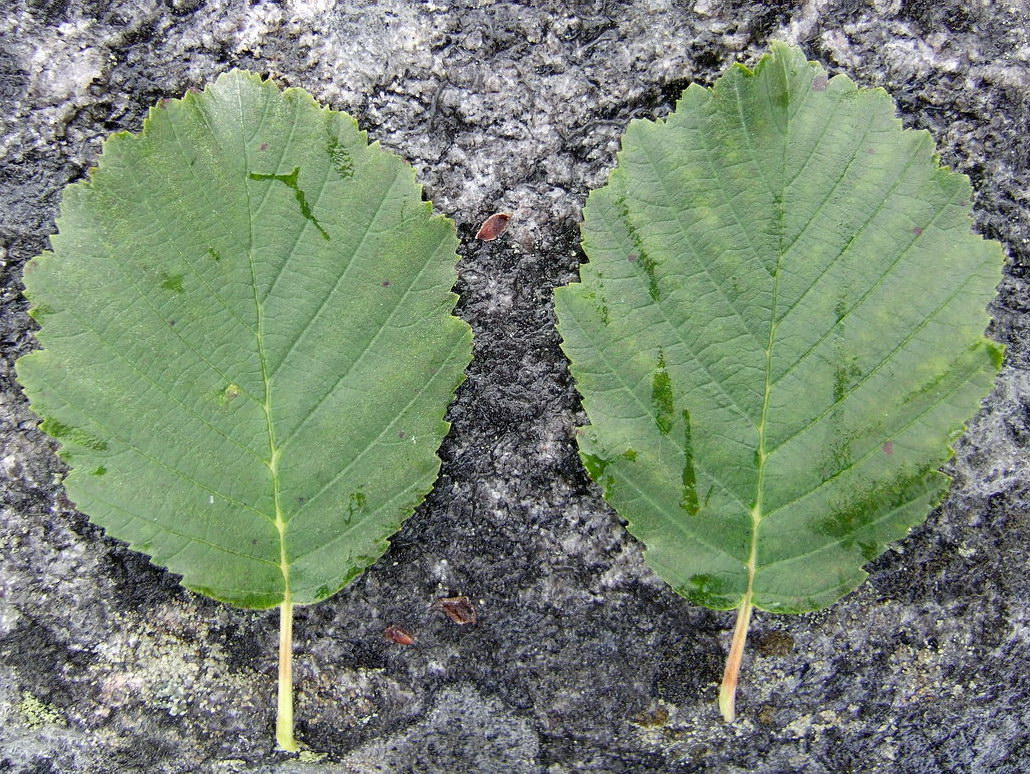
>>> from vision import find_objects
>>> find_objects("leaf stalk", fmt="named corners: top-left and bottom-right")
top-left (719, 596), bottom-right (753, 722)
top-left (276, 597), bottom-right (298, 751)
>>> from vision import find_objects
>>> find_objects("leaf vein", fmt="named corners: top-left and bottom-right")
top-left (289, 328), bottom-right (469, 520)
top-left (265, 163), bottom-right (405, 382)
top-left (762, 350), bottom-right (986, 523)
top-left (277, 229), bottom-right (454, 450)
top-left (765, 192), bottom-right (971, 457)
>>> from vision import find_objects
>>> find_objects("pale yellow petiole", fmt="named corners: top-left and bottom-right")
top-left (719, 596), bottom-right (754, 723)
top-left (276, 597), bottom-right (299, 752)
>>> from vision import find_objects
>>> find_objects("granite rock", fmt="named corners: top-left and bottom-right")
top-left (1, 0), bottom-right (1028, 771)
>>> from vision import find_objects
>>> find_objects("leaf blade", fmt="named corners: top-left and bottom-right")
top-left (556, 43), bottom-right (1003, 617)
top-left (18, 70), bottom-right (471, 609)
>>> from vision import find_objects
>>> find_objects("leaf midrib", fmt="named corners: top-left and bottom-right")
top-left (741, 75), bottom-right (778, 610)
top-left (737, 55), bottom-right (791, 610)
top-left (236, 79), bottom-right (291, 602)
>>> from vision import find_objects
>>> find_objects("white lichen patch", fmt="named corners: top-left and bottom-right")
top-left (0, 15), bottom-right (106, 157)
top-left (85, 604), bottom-right (263, 723)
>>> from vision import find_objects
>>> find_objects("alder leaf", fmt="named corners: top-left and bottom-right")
top-left (16, 71), bottom-right (471, 749)
top-left (554, 43), bottom-right (1004, 720)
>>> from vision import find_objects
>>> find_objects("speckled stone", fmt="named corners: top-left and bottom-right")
top-left (1, 1), bottom-right (1028, 771)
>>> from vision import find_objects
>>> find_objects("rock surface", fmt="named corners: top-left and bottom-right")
top-left (1, 0), bottom-right (1028, 771)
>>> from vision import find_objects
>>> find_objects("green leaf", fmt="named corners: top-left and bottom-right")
top-left (17, 71), bottom-right (471, 747)
top-left (554, 43), bottom-right (1003, 719)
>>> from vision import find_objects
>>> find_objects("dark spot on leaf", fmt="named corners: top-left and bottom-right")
top-left (834, 297), bottom-right (847, 324)
top-left (581, 448), bottom-right (617, 498)
top-left (627, 253), bottom-right (638, 263)
top-left (398, 431), bottom-right (406, 439)
top-left (344, 490), bottom-right (367, 525)
top-left (617, 196), bottom-right (660, 300)
top-left (864, 147), bottom-right (877, 155)
top-left (259, 142), bottom-right (269, 152)
top-left (248, 167), bottom-right (330, 241)
top-left (340, 563), bottom-right (368, 587)
top-left (39, 418), bottom-right (108, 451)
top-left (160, 273), bottom-right (185, 293)
top-left (832, 358), bottom-right (861, 403)
top-left (28, 304), bottom-right (55, 322)
top-left (219, 383), bottom-right (241, 406)
top-left (858, 540), bottom-right (880, 562)
top-left (651, 350), bottom-right (675, 435)
top-left (812, 74), bottom-right (828, 91)
top-left (638, 250), bottom-right (661, 301)
top-left (681, 409), bottom-right (699, 515)
top-left (882, 440), bottom-right (894, 455)
top-left (987, 341), bottom-right (1005, 369)
top-left (912, 226), bottom-right (923, 236)
top-left (828, 432), bottom-right (853, 474)
top-left (816, 467), bottom-right (934, 548)
top-left (382, 280), bottom-right (391, 287)
top-left (679, 573), bottom-right (734, 608)
top-left (326, 135), bottom-right (354, 178)
top-left (581, 451), bottom-right (610, 479)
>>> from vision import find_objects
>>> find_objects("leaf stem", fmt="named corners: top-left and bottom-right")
top-left (276, 596), bottom-right (298, 752)
top-left (719, 595), bottom-right (753, 722)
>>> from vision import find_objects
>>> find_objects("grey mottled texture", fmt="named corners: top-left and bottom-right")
top-left (1, 0), bottom-right (1028, 771)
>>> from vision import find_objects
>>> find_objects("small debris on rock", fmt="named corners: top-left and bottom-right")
top-left (434, 595), bottom-right (477, 624)
top-left (755, 630), bottom-right (795, 657)
top-left (632, 704), bottom-right (670, 727)
top-left (475, 213), bottom-right (511, 241)
top-left (384, 625), bottom-right (415, 645)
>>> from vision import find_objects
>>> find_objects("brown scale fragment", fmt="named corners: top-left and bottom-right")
top-left (434, 595), bottom-right (477, 624)
top-left (475, 213), bottom-right (511, 241)
top-left (384, 625), bottom-right (415, 645)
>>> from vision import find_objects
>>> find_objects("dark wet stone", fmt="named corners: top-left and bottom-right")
top-left (0, 1), bottom-right (1027, 771)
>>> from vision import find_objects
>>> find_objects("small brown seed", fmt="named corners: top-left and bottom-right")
top-left (434, 595), bottom-right (477, 625)
top-left (475, 213), bottom-right (511, 241)
top-left (384, 625), bottom-right (415, 645)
